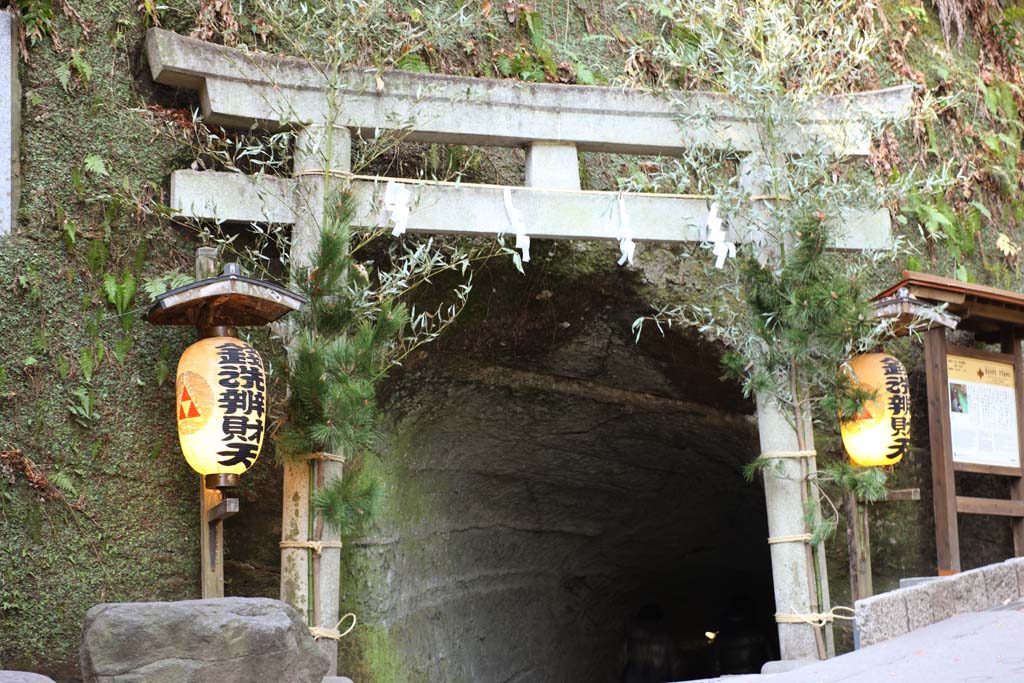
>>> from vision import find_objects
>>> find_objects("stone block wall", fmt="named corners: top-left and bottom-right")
top-left (855, 557), bottom-right (1024, 647)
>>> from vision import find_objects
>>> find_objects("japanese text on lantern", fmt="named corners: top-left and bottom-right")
top-left (883, 356), bottom-right (911, 461)
top-left (215, 342), bottom-right (265, 468)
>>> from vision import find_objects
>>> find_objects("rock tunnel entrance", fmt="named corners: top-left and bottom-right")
top-left (356, 263), bottom-right (779, 682)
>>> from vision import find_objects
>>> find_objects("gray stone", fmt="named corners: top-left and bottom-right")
top-left (1, 9), bottom-right (20, 237)
top-left (855, 589), bottom-right (910, 647)
top-left (322, 678), bottom-right (354, 683)
top-left (0, 674), bottom-right (56, 683)
top-left (1005, 556), bottom-right (1024, 598)
top-left (951, 567), bottom-right (988, 613)
top-left (902, 577), bottom-right (955, 631)
top-left (984, 561), bottom-right (1018, 606)
top-left (146, 29), bottom-right (912, 157)
top-left (169, 155), bottom-right (893, 252)
top-left (80, 597), bottom-right (329, 683)
top-left (525, 142), bottom-right (580, 190)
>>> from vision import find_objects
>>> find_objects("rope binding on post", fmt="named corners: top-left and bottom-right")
top-left (767, 533), bottom-right (813, 545)
top-left (775, 606), bottom-right (856, 628)
top-left (279, 540), bottom-right (344, 555)
top-left (759, 450), bottom-right (817, 460)
top-left (310, 612), bottom-right (357, 640)
top-left (302, 452), bottom-right (347, 464)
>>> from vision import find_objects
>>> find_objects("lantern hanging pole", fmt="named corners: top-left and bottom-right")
top-left (195, 247), bottom-right (232, 599)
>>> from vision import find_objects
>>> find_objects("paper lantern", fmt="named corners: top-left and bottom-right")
top-left (840, 353), bottom-right (911, 467)
top-left (176, 337), bottom-right (266, 481)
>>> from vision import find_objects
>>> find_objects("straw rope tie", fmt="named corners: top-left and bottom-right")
top-left (759, 450), bottom-right (817, 460)
top-left (775, 606), bottom-right (856, 628)
top-left (279, 540), bottom-right (344, 555)
top-left (767, 533), bottom-right (813, 545)
top-left (310, 613), bottom-right (357, 641)
top-left (302, 452), bottom-right (347, 464)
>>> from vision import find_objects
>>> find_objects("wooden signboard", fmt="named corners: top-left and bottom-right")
top-left (924, 329), bottom-right (1024, 574)
top-left (873, 272), bottom-right (1024, 576)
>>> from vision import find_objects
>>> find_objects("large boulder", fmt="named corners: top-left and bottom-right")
top-left (0, 674), bottom-right (57, 683)
top-left (80, 597), bottom-right (329, 683)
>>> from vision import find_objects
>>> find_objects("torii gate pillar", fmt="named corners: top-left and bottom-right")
top-left (279, 124), bottom-right (352, 675)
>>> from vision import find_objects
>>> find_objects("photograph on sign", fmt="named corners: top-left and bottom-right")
top-left (947, 353), bottom-right (1020, 469)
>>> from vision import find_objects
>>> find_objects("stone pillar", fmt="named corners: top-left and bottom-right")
top-left (742, 152), bottom-right (832, 660)
top-left (756, 394), bottom-right (831, 659)
top-left (525, 142), bottom-right (580, 190)
top-left (280, 123), bottom-right (351, 674)
top-left (2, 9), bottom-right (20, 236)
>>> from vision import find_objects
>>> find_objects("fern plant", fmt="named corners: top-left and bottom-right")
top-left (103, 271), bottom-right (137, 330)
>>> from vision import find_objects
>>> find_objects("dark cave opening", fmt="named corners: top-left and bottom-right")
top-left (371, 273), bottom-right (780, 682)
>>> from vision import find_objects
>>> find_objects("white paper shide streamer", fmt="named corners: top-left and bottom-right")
top-left (617, 193), bottom-right (635, 266)
top-left (503, 188), bottom-right (530, 262)
top-left (706, 202), bottom-right (735, 269)
top-left (378, 181), bottom-right (412, 236)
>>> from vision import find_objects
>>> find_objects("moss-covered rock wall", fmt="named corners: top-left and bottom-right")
top-left (4, 0), bottom-right (1024, 680)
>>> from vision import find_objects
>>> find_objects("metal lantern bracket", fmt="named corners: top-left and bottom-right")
top-left (145, 257), bottom-right (306, 598)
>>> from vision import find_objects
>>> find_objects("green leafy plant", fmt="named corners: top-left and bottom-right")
top-left (102, 271), bottom-right (137, 330)
top-left (57, 49), bottom-right (94, 92)
top-left (275, 197), bottom-right (410, 462)
top-left (68, 387), bottom-right (99, 427)
top-left (16, 267), bottom-right (43, 305)
top-left (12, 0), bottom-right (57, 56)
top-left (49, 470), bottom-right (78, 499)
top-left (312, 471), bottom-right (383, 536)
top-left (85, 240), bottom-right (108, 276)
top-left (112, 335), bottom-right (133, 366)
top-left (82, 154), bottom-right (108, 178)
top-left (78, 346), bottom-right (95, 383)
top-left (154, 344), bottom-right (171, 387)
top-left (141, 271), bottom-right (194, 300)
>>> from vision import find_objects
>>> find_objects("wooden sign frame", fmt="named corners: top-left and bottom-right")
top-left (924, 326), bottom-right (1024, 574)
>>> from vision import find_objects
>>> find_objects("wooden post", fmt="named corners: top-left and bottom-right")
top-left (845, 488), bottom-right (918, 602)
top-left (1001, 329), bottom-right (1024, 557)
top-left (195, 247), bottom-right (226, 598)
top-left (844, 491), bottom-right (873, 602)
top-left (924, 326), bottom-right (960, 575)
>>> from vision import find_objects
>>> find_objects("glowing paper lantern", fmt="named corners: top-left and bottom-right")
top-left (840, 353), bottom-right (911, 467)
top-left (176, 337), bottom-right (266, 480)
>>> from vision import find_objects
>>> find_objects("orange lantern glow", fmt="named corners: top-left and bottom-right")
top-left (840, 353), bottom-right (911, 467)
top-left (176, 337), bottom-right (266, 481)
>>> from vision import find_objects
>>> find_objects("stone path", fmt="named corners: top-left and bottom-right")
top-left (690, 598), bottom-right (1024, 682)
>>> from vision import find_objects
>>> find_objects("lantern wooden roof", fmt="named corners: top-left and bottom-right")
top-left (872, 271), bottom-right (1024, 339)
top-left (145, 264), bottom-right (306, 328)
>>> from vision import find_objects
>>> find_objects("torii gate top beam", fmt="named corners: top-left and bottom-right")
top-left (146, 28), bottom-right (911, 157)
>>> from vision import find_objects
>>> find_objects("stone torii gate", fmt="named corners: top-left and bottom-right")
top-left (145, 27), bottom-right (912, 669)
